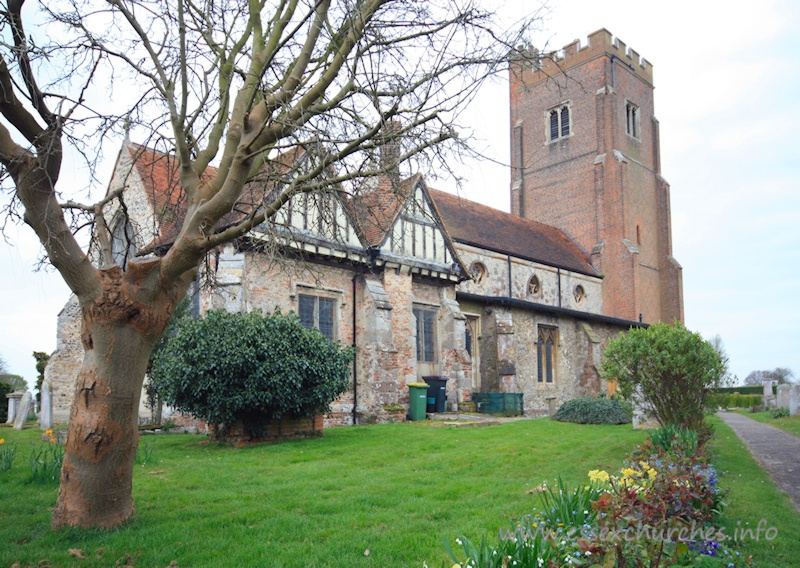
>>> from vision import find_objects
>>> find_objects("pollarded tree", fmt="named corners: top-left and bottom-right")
top-left (0, 0), bottom-right (543, 528)
top-left (149, 309), bottom-right (353, 442)
top-left (600, 322), bottom-right (726, 431)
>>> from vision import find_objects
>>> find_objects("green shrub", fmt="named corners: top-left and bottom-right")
top-left (551, 395), bottom-right (632, 424)
top-left (771, 407), bottom-right (790, 419)
top-left (601, 322), bottom-right (726, 430)
top-left (149, 309), bottom-right (353, 440)
top-left (0, 382), bottom-right (11, 422)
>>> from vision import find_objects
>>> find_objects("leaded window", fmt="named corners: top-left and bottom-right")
top-left (298, 294), bottom-right (337, 340)
top-left (413, 307), bottom-right (437, 362)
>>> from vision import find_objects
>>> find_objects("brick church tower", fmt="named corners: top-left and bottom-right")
top-left (509, 28), bottom-right (683, 324)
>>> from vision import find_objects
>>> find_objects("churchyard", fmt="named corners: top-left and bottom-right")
top-left (1, 416), bottom-right (799, 567)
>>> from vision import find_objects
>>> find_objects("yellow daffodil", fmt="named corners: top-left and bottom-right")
top-left (588, 469), bottom-right (610, 483)
top-left (0, 439), bottom-right (4, 444)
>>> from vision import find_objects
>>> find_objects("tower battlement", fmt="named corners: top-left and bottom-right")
top-left (515, 28), bottom-right (653, 86)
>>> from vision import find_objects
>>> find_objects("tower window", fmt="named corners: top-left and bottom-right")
top-left (626, 101), bottom-right (640, 139)
top-left (547, 103), bottom-right (571, 142)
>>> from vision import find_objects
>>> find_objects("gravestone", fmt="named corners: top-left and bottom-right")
top-left (5, 392), bottom-right (22, 425)
top-left (777, 384), bottom-right (790, 410)
top-left (790, 384), bottom-right (800, 417)
top-left (632, 387), bottom-right (659, 430)
top-left (762, 380), bottom-right (777, 408)
top-left (13, 391), bottom-right (33, 430)
top-left (40, 380), bottom-right (53, 431)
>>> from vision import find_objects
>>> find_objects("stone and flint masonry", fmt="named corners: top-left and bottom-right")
top-left (46, 29), bottom-right (683, 427)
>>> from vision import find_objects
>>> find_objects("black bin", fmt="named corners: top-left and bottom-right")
top-left (422, 376), bottom-right (448, 413)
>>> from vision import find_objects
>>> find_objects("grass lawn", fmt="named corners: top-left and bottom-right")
top-left (2, 419), bottom-right (643, 567)
top-left (728, 409), bottom-right (800, 438)
top-left (707, 415), bottom-right (800, 568)
top-left (2, 417), bottom-right (799, 567)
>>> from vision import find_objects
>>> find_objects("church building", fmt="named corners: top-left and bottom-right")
top-left (45, 30), bottom-right (682, 427)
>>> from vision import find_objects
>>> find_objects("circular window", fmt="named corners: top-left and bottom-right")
top-left (574, 285), bottom-right (586, 304)
top-left (528, 275), bottom-right (541, 297)
top-left (469, 262), bottom-right (487, 285)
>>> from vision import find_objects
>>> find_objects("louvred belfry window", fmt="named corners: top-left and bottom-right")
top-left (626, 101), bottom-right (640, 139)
top-left (547, 103), bottom-right (571, 142)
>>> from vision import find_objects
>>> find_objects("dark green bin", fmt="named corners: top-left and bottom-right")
top-left (408, 383), bottom-right (429, 421)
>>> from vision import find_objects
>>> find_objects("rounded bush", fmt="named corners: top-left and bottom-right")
top-left (149, 309), bottom-right (353, 438)
top-left (551, 395), bottom-right (632, 425)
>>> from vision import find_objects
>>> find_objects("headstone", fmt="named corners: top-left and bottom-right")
top-left (13, 391), bottom-right (33, 430)
top-left (5, 392), bottom-right (22, 425)
top-left (631, 387), bottom-right (659, 430)
top-left (40, 381), bottom-right (52, 431)
top-left (790, 384), bottom-right (800, 417)
top-left (762, 380), bottom-right (777, 408)
top-left (777, 384), bottom-right (790, 410)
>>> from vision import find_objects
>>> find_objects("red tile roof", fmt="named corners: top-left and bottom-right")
top-left (348, 174), bottom-right (418, 247)
top-left (428, 189), bottom-right (599, 277)
top-left (112, 143), bottom-right (599, 278)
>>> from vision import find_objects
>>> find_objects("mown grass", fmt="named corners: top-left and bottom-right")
top-left (729, 409), bottom-right (800, 438)
top-left (2, 420), bottom-right (643, 567)
top-left (1, 417), bottom-right (799, 567)
top-left (707, 415), bottom-right (800, 568)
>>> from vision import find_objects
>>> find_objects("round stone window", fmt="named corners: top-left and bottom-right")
top-left (574, 285), bottom-right (586, 304)
top-left (469, 262), bottom-right (487, 285)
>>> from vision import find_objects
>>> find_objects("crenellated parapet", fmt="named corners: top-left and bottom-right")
top-left (512, 28), bottom-right (653, 86)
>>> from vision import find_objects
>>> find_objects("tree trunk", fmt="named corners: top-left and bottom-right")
top-left (51, 267), bottom-right (176, 529)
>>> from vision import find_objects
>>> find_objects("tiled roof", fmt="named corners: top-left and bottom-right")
top-left (113, 143), bottom-right (598, 278)
top-left (348, 174), bottom-right (418, 247)
top-left (428, 189), bottom-right (599, 277)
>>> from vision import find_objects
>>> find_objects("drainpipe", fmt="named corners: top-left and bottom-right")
top-left (507, 255), bottom-right (512, 297)
top-left (557, 268), bottom-right (562, 308)
top-left (352, 272), bottom-right (358, 426)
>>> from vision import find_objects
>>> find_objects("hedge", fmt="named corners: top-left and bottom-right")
top-left (706, 393), bottom-right (763, 409)
top-left (710, 386), bottom-right (771, 396)
top-left (551, 396), bottom-right (632, 425)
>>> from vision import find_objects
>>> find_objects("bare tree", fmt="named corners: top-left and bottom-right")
top-left (745, 367), bottom-right (795, 386)
top-left (0, 0), bottom-right (542, 528)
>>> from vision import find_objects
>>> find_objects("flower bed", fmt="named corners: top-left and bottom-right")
top-left (446, 426), bottom-right (749, 567)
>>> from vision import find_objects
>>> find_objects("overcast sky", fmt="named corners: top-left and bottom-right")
top-left (2, 0), bottom-right (799, 387)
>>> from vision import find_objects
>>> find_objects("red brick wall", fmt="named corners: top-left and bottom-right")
top-left (509, 29), bottom-right (683, 324)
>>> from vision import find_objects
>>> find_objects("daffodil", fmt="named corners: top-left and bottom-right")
top-left (588, 469), bottom-right (609, 483)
